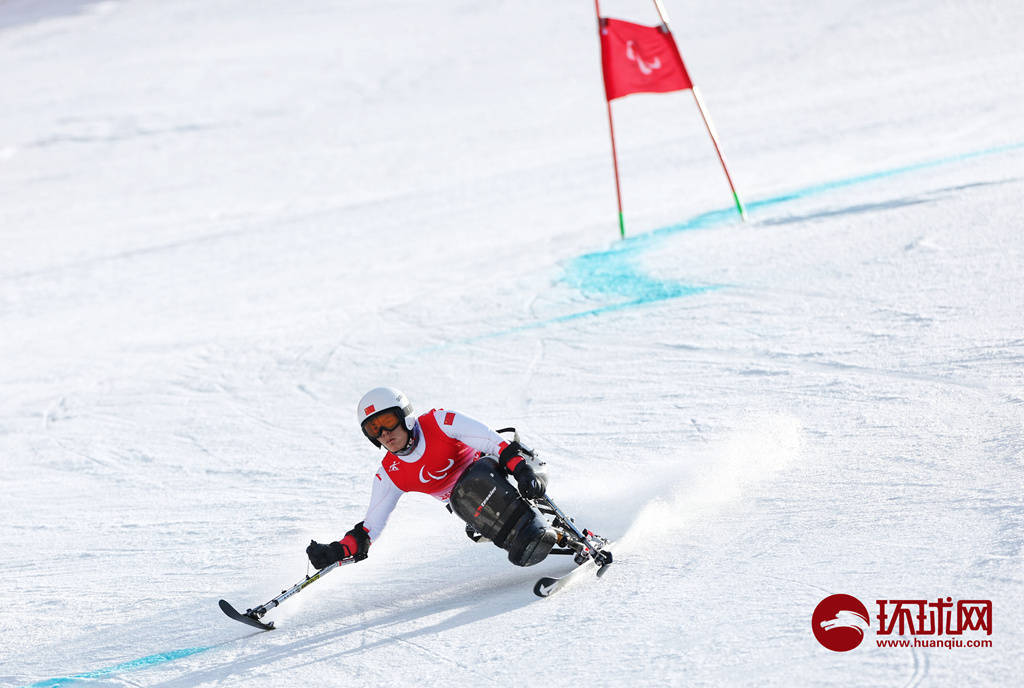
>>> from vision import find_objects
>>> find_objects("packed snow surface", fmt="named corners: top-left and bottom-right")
top-left (1, 0), bottom-right (1022, 686)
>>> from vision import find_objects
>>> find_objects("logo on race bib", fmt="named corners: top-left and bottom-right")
top-left (419, 458), bottom-right (455, 483)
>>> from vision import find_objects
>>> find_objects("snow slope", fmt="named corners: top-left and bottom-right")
top-left (1, 0), bottom-right (1022, 685)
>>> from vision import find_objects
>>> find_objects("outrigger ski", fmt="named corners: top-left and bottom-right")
top-left (219, 554), bottom-right (357, 631)
top-left (219, 599), bottom-right (275, 631)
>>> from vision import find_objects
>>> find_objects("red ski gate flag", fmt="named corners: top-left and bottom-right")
top-left (600, 18), bottom-right (692, 101)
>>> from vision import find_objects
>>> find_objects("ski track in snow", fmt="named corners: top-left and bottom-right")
top-left (2, 0), bottom-right (1023, 686)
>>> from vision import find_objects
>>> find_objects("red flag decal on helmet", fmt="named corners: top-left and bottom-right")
top-left (364, 405), bottom-right (375, 416)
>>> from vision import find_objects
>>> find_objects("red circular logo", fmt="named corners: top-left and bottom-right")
top-left (812, 594), bottom-right (871, 652)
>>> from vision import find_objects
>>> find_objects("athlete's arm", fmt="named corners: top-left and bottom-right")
top-left (432, 409), bottom-right (509, 456)
top-left (361, 466), bottom-right (404, 542)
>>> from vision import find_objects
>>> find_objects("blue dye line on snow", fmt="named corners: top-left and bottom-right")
top-left (747, 140), bottom-right (1024, 211)
top-left (420, 140), bottom-right (1024, 353)
top-left (24, 646), bottom-right (213, 688)
top-left (600, 139), bottom-right (1024, 260)
top-left (562, 206), bottom-right (734, 303)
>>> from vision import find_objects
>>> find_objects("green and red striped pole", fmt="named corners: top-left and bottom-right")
top-left (652, 0), bottom-right (747, 221)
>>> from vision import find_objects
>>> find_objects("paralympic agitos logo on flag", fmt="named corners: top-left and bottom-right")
top-left (812, 594), bottom-right (993, 652)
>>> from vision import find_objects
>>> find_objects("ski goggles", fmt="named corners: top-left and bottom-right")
top-left (362, 410), bottom-right (403, 439)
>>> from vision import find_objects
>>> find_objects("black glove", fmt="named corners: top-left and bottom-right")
top-left (499, 441), bottom-right (547, 500)
top-left (306, 522), bottom-right (371, 569)
top-left (512, 463), bottom-right (547, 499)
top-left (499, 440), bottom-right (533, 468)
top-left (306, 540), bottom-right (345, 569)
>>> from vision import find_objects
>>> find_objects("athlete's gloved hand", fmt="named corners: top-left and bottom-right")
top-left (499, 440), bottom-right (533, 469)
top-left (306, 540), bottom-right (344, 569)
top-left (512, 462), bottom-right (547, 499)
top-left (499, 441), bottom-right (547, 500)
top-left (306, 522), bottom-right (371, 568)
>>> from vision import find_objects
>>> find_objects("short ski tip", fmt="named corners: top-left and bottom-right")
top-left (533, 577), bottom-right (559, 598)
top-left (219, 598), bottom-right (275, 631)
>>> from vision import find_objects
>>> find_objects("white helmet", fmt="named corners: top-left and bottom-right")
top-left (357, 386), bottom-right (415, 447)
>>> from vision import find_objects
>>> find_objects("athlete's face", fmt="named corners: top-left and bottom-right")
top-left (378, 423), bottom-right (410, 453)
top-left (363, 411), bottom-right (410, 452)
